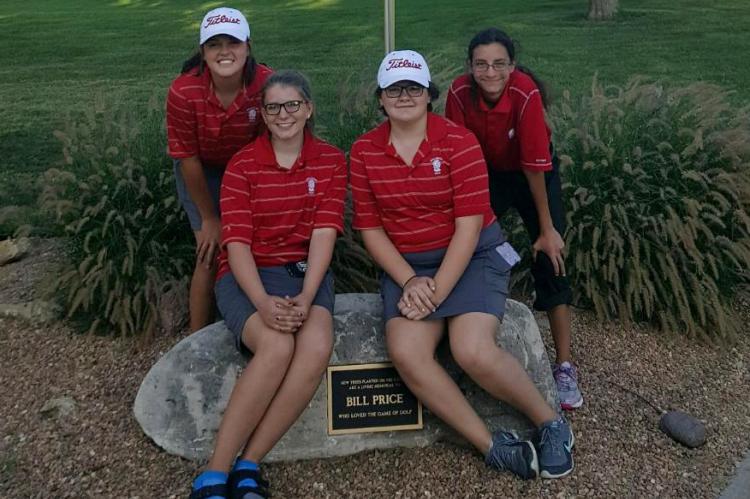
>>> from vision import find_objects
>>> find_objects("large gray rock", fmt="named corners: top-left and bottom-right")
top-left (134, 294), bottom-right (556, 462)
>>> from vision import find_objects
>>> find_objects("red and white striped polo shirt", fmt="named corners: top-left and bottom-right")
top-left (350, 113), bottom-right (496, 254)
top-left (166, 63), bottom-right (273, 167)
top-left (217, 130), bottom-right (347, 279)
top-left (445, 71), bottom-right (552, 173)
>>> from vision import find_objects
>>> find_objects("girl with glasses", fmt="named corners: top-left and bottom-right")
top-left (445, 28), bottom-right (583, 413)
top-left (350, 50), bottom-right (574, 480)
top-left (167, 7), bottom-right (273, 333)
top-left (188, 70), bottom-right (346, 498)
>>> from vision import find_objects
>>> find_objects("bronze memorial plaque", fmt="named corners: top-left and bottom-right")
top-left (327, 362), bottom-right (423, 435)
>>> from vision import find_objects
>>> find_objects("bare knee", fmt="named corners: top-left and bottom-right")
top-left (387, 337), bottom-right (429, 382)
top-left (450, 336), bottom-right (496, 376)
top-left (248, 328), bottom-right (295, 369)
top-left (299, 329), bottom-right (333, 372)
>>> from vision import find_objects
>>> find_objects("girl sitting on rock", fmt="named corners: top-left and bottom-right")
top-left (188, 70), bottom-right (347, 499)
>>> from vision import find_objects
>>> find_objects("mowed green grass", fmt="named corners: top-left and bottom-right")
top-left (1, 0), bottom-right (749, 205)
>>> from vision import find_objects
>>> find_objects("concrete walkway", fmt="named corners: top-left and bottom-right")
top-left (719, 450), bottom-right (750, 499)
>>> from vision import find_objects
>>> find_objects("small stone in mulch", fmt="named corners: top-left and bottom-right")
top-left (0, 237), bottom-right (30, 266)
top-left (40, 396), bottom-right (77, 420)
top-left (0, 301), bottom-right (61, 323)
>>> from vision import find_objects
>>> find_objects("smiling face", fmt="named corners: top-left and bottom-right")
top-left (378, 80), bottom-right (430, 125)
top-left (261, 84), bottom-right (312, 142)
top-left (201, 34), bottom-right (249, 79)
top-left (470, 42), bottom-right (515, 103)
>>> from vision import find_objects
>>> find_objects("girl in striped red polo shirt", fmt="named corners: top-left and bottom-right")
top-left (167, 7), bottom-right (272, 332)
top-left (187, 71), bottom-right (346, 499)
top-left (350, 50), bottom-right (574, 480)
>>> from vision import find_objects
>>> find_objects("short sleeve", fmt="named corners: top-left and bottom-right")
top-left (447, 131), bottom-right (492, 218)
top-left (219, 156), bottom-right (254, 247)
top-left (517, 89), bottom-right (552, 172)
top-left (166, 83), bottom-right (199, 159)
top-left (349, 142), bottom-right (383, 230)
top-left (445, 83), bottom-right (467, 127)
top-left (313, 150), bottom-right (347, 233)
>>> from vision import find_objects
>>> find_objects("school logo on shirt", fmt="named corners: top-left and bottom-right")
top-left (306, 177), bottom-right (317, 196)
top-left (247, 107), bottom-right (258, 123)
top-left (430, 157), bottom-right (444, 176)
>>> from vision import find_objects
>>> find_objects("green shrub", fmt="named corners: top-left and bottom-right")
top-left (319, 73), bottom-right (383, 292)
top-left (550, 77), bottom-right (750, 340)
top-left (39, 97), bottom-right (193, 337)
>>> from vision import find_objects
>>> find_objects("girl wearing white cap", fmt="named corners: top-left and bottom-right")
top-left (167, 7), bottom-right (272, 333)
top-left (349, 50), bottom-right (574, 480)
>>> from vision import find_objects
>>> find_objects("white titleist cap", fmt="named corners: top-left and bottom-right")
top-left (377, 50), bottom-right (431, 89)
top-left (199, 7), bottom-right (250, 45)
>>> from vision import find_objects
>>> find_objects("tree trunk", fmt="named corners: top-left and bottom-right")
top-left (588, 0), bottom-right (618, 20)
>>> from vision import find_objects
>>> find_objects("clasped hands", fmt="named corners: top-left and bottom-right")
top-left (257, 293), bottom-right (312, 333)
top-left (397, 275), bottom-right (442, 321)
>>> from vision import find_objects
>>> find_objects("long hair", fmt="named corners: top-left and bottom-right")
top-left (467, 28), bottom-right (549, 109)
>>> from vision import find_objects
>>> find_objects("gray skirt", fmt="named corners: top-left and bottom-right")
top-left (173, 160), bottom-right (224, 231)
top-left (215, 265), bottom-right (335, 353)
top-left (381, 223), bottom-right (513, 322)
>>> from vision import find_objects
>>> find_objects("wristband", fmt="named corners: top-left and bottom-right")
top-left (401, 274), bottom-right (418, 288)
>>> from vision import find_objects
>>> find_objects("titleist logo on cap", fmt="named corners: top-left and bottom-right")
top-left (386, 58), bottom-right (423, 71)
top-left (204, 14), bottom-right (242, 27)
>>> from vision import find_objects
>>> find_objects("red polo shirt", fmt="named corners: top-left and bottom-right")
top-left (445, 70), bottom-right (551, 173)
top-left (217, 130), bottom-right (347, 279)
top-left (350, 113), bottom-right (496, 254)
top-left (166, 63), bottom-right (273, 167)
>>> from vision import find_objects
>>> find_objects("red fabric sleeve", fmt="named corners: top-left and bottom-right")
top-left (444, 84), bottom-right (467, 126)
top-left (517, 89), bottom-right (552, 172)
top-left (166, 83), bottom-right (199, 159)
top-left (219, 156), bottom-right (254, 248)
top-left (349, 143), bottom-right (382, 230)
top-left (448, 132), bottom-right (492, 218)
top-left (313, 151), bottom-right (347, 233)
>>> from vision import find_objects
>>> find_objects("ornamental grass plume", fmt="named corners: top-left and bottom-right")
top-left (549, 76), bottom-right (750, 341)
top-left (39, 97), bottom-right (193, 337)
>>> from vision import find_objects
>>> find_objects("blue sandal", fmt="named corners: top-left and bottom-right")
top-left (228, 468), bottom-right (270, 499)
top-left (188, 483), bottom-right (228, 499)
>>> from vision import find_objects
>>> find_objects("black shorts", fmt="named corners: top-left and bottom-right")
top-left (487, 149), bottom-right (573, 311)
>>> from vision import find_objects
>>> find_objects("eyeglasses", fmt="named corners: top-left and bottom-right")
top-left (472, 61), bottom-right (513, 72)
top-left (383, 84), bottom-right (425, 99)
top-left (262, 100), bottom-right (307, 115)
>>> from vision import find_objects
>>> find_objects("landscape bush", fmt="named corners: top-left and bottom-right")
top-left (39, 97), bottom-right (193, 337)
top-left (549, 77), bottom-right (750, 340)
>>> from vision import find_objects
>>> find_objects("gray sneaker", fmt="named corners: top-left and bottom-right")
top-left (485, 431), bottom-right (539, 480)
top-left (553, 362), bottom-right (583, 410)
top-left (537, 417), bottom-right (575, 479)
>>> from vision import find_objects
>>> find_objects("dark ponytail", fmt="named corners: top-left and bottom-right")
top-left (467, 28), bottom-right (550, 109)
